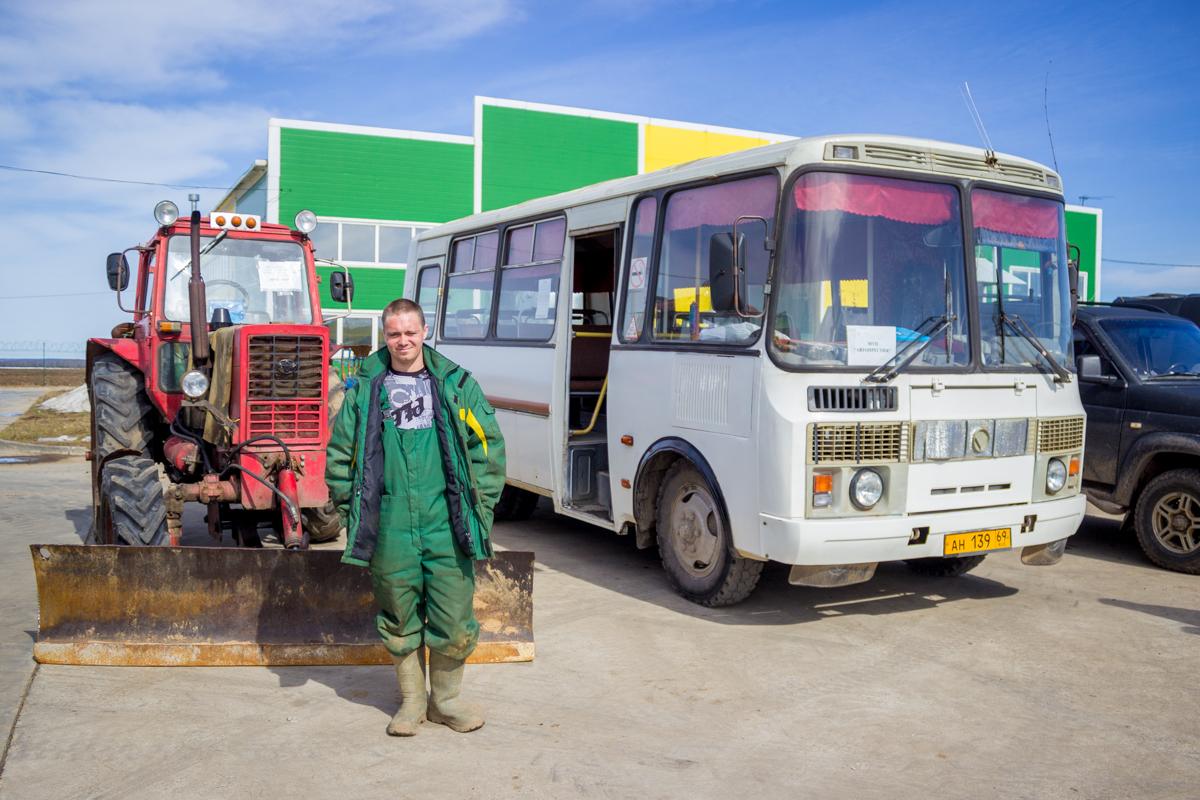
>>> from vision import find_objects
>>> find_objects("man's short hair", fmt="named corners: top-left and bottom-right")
top-left (382, 298), bottom-right (425, 327)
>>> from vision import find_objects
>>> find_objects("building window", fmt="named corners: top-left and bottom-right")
top-left (309, 217), bottom-right (431, 267)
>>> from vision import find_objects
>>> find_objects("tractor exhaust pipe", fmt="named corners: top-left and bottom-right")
top-left (187, 201), bottom-right (211, 366)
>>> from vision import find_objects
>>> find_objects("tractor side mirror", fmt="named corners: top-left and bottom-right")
top-left (329, 269), bottom-right (354, 304)
top-left (106, 252), bottom-right (130, 292)
top-left (708, 232), bottom-right (745, 313)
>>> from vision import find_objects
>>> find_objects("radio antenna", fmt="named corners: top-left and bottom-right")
top-left (1043, 62), bottom-right (1060, 174)
top-left (961, 81), bottom-right (997, 165)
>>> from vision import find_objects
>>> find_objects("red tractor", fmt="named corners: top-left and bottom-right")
top-left (88, 198), bottom-right (353, 549)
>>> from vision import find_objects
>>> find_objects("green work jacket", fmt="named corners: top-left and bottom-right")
top-left (326, 345), bottom-right (506, 566)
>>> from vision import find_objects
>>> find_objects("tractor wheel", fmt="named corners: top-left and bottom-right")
top-left (98, 455), bottom-right (168, 546)
top-left (493, 486), bottom-right (540, 522)
top-left (904, 554), bottom-right (987, 577)
top-left (89, 354), bottom-right (158, 541)
top-left (303, 502), bottom-right (344, 543)
top-left (655, 461), bottom-right (763, 607)
top-left (90, 354), bottom-right (155, 459)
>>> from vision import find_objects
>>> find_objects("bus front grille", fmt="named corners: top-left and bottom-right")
top-left (1037, 416), bottom-right (1085, 454)
top-left (809, 422), bottom-right (907, 465)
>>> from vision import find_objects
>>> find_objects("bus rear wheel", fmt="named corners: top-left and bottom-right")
top-left (904, 554), bottom-right (986, 577)
top-left (655, 461), bottom-right (763, 607)
top-left (493, 486), bottom-right (539, 522)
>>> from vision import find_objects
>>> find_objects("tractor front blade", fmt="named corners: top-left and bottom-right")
top-left (29, 544), bottom-right (533, 666)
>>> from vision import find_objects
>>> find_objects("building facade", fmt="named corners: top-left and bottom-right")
top-left (222, 96), bottom-right (1100, 349)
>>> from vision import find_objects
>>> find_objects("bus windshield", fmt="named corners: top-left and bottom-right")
top-left (971, 188), bottom-right (1072, 369)
top-left (771, 172), bottom-right (970, 368)
top-left (163, 235), bottom-right (313, 325)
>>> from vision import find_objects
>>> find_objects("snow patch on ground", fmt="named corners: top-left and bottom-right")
top-left (40, 384), bottom-right (89, 413)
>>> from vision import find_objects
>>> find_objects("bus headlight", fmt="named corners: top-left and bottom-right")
top-left (181, 370), bottom-right (210, 399)
top-left (1046, 458), bottom-right (1067, 494)
top-left (850, 468), bottom-right (884, 510)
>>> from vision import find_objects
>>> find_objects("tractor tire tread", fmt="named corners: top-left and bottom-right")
top-left (100, 455), bottom-right (167, 546)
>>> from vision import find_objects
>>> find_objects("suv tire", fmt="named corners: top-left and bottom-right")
top-left (1133, 469), bottom-right (1200, 574)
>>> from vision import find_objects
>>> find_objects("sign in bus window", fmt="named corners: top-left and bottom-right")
top-left (771, 172), bottom-right (970, 367)
top-left (650, 175), bottom-right (777, 344)
top-left (620, 197), bottom-right (656, 342)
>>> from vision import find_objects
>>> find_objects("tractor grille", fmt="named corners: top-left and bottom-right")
top-left (245, 335), bottom-right (325, 444)
top-left (1037, 416), bottom-right (1085, 454)
top-left (810, 422), bottom-right (907, 465)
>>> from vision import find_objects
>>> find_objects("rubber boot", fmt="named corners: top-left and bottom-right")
top-left (386, 650), bottom-right (427, 737)
top-left (426, 649), bottom-right (485, 732)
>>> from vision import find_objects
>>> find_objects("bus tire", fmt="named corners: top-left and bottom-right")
top-left (904, 554), bottom-right (986, 577)
top-left (493, 486), bottom-right (539, 522)
top-left (655, 461), bottom-right (763, 607)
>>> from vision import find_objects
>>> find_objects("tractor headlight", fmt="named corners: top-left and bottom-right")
top-left (154, 200), bottom-right (180, 226)
top-left (1046, 458), bottom-right (1067, 494)
top-left (294, 209), bottom-right (318, 234)
top-left (850, 468), bottom-right (884, 510)
top-left (181, 370), bottom-right (210, 399)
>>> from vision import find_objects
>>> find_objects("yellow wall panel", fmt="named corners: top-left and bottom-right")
top-left (644, 125), bottom-right (770, 172)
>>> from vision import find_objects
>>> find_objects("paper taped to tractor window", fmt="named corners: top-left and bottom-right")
top-left (257, 259), bottom-right (303, 292)
top-left (846, 325), bottom-right (896, 366)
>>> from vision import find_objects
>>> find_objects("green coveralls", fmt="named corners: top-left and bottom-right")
top-left (372, 385), bottom-right (479, 661)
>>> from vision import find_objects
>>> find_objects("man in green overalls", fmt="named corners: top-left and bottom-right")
top-left (326, 298), bottom-right (505, 736)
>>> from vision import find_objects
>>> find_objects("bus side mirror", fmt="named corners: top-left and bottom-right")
top-left (1068, 243), bottom-right (1081, 323)
top-left (708, 232), bottom-right (745, 313)
top-left (106, 252), bottom-right (129, 292)
top-left (330, 269), bottom-right (354, 303)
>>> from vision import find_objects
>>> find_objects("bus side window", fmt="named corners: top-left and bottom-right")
top-left (496, 218), bottom-right (564, 341)
top-left (620, 196), bottom-right (656, 342)
top-left (416, 264), bottom-right (441, 335)
top-left (650, 174), bottom-right (777, 344)
top-left (443, 231), bottom-right (498, 339)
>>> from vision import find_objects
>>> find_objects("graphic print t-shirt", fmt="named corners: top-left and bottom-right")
top-left (383, 368), bottom-right (434, 430)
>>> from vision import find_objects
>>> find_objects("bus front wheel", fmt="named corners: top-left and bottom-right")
top-left (655, 461), bottom-right (763, 607)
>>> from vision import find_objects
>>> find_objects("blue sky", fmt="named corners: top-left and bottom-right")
top-left (1, 0), bottom-right (1197, 354)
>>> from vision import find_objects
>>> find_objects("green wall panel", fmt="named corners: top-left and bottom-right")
top-left (317, 265), bottom-right (406, 311)
top-left (481, 105), bottom-right (638, 212)
top-left (280, 128), bottom-right (473, 225)
top-left (1065, 210), bottom-right (1099, 301)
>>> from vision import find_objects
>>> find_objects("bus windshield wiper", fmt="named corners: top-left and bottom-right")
top-left (171, 231), bottom-right (227, 280)
top-left (999, 313), bottom-right (1072, 383)
top-left (864, 314), bottom-right (956, 384)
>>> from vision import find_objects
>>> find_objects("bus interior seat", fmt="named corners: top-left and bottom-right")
top-left (570, 325), bottom-right (610, 393)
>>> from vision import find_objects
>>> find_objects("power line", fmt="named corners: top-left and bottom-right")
top-left (1104, 258), bottom-right (1200, 269)
top-left (0, 163), bottom-right (233, 191)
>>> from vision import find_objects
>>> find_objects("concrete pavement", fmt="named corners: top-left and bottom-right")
top-left (0, 451), bottom-right (1196, 798)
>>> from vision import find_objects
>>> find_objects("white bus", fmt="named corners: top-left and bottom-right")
top-left (404, 135), bottom-right (1086, 606)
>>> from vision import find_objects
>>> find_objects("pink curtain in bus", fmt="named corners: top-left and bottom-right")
top-left (792, 173), bottom-right (956, 225)
top-left (971, 189), bottom-right (1060, 239)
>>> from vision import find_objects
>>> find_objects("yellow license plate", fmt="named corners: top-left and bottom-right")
top-left (943, 527), bottom-right (1012, 556)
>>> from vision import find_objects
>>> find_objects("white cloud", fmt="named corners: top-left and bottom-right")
top-left (0, 0), bottom-right (516, 94)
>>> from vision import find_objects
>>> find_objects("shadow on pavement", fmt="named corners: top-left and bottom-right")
top-left (1099, 598), bottom-right (1200, 635)
top-left (1065, 512), bottom-right (1161, 572)
top-left (493, 500), bottom-right (1018, 627)
top-left (266, 664), bottom-right (396, 715)
top-left (63, 507), bottom-right (90, 542)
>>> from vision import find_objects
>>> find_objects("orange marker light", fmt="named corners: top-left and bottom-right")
top-left (813, 474), bottom-right (833, 494)
top-left (1068, 456), bottom-right (1080, 476)
top-left (245, 218), bottom-right (257, 229)
top-left (620, 435), bottom-right (633, 446)
top-left (231, 215), bottom-right (242, 227)
top-left (215, 215), bottom-right (227, 226)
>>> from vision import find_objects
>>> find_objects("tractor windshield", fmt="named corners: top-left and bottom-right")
top-left (162, 235), bottom-right (314, 324)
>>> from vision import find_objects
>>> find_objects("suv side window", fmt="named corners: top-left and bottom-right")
top-left (1074, 325), bottom-right (1119, 377)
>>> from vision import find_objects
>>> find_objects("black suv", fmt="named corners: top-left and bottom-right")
top-left (1074, 304), bottom-right (1200, 573)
